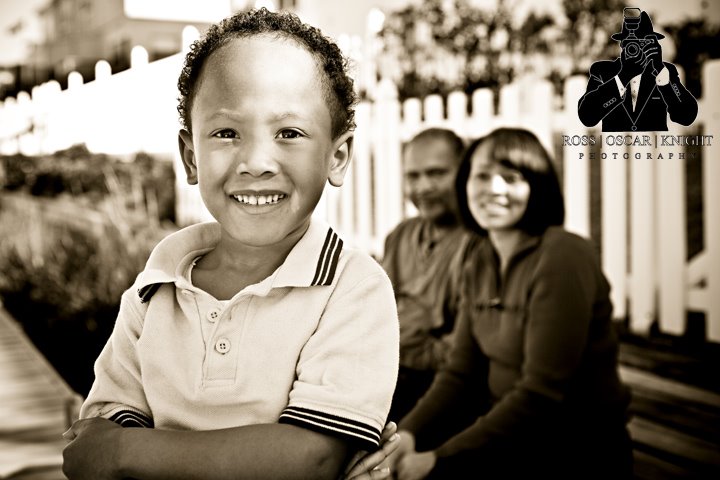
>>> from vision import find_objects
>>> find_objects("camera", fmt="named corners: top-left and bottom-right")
top-left (620, 8), bottom-right (648, 58)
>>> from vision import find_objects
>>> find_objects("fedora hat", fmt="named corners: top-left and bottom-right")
top-left (611, 10), bottom-right (665, 41)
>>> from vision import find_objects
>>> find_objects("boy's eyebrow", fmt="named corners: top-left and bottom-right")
top-left (269, 111), bottom-right (311, 123)
top-left (207, 110), bottom-right (311, 123)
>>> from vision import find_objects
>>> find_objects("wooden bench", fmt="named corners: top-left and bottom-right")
top-left (618, 336), bottom-right (720, 479)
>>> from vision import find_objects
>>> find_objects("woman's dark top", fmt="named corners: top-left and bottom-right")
top-left (400, 227), bottom-right (631, 474)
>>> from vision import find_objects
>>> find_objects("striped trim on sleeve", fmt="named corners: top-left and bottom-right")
top-left (108, 409), bottom-right (154, 428)
top-left (278, 406), bottom-right (380, 451)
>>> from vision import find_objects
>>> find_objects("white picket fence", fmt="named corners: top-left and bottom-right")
top-left (0, 40), bottom-right (718, 342)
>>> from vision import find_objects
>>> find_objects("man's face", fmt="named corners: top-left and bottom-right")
top-left (179, 35), bottom-right (350, 248)
top-left (403, 139), bottom-right (460, 223)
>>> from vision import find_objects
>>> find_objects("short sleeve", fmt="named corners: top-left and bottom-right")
top-left (279, 263), bottom-right (399, 451)
top-left (80, 284), bottom-right (154, 428)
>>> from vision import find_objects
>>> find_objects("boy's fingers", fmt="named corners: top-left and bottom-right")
top-left (61, 418), bottom-right (87, 440)
top-left (380, 422), bottom-right (397, 440)
top-left (344, 451), bottom-right (366, 475)
top-left (343, 423), bottom-right (399, 478)
top-left (345, 434), bottom-right (399, 477)
top-left (383, 433), bottom-right (400, 453)
top-left (348, 466), bottom-right (391, 480)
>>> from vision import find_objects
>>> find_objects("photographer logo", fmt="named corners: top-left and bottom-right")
top-left (577, 7), bottom-right (698, 132)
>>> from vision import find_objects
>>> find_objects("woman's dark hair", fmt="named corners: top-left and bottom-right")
top-left (177, 8), bottom-right (357, 138)
top-left (455, 128), bottom-right (565, 236)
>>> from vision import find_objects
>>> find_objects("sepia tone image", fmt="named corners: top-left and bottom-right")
top-left (1, 0), bottom-right (718, 478)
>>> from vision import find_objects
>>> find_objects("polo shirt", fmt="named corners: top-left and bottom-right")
top-left (80, 218), bottom-right (399, 451)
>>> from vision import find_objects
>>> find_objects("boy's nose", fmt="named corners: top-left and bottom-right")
top-left (235, 143), bottom-right (279, 177)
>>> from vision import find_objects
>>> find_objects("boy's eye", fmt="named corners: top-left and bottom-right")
top-left (213, 129), bottom-right (238, 139)
top-left (277, 129), bottom-right (304, 140)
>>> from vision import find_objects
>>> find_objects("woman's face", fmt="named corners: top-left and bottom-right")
top-left (466, 144), bottom-right (531, 231)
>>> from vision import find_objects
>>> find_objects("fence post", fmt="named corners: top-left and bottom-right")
top-left (629, 141), bottom-right (656, 334)
top-left (353, 101), bottom-right (374, 252)
top-left (447, 91), bottom-right (468, 138)
top-left (601, 140), bottom-right (628, 321)
top-left (656, 120), bottom-right (686, 336)
top-left (702, 60), bottom-right (720, 342)
top-left (525, 78), bottom-right (554, 153)
top-left (16, 91), bottom-right (36, 156)
top-left (373, 79), bottom-right (403, 254)
top-left (402, 98), bottom-right (422, 141)
top-left (423, 94), bottom-right (444, 126)
top-left (562, 76), bottom-right (591, 238)
top-left (469, 88), bottom-right (493, 138)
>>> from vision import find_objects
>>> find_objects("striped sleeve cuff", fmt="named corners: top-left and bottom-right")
top-left (108, 409), bottom-right (154, 428)
top-left (279, 406), bottom-right (381, 452)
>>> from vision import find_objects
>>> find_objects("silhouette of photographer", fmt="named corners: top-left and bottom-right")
top-left (578, 8), bottom-right (697, 132)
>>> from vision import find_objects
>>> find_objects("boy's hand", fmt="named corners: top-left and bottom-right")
top-left (62, 417), bottom-right (124, 480)
top-left (342, 422), bottom-right (399, 479)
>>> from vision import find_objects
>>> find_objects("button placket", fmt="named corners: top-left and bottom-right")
top-left (202, 295), bottom-right (250, 383)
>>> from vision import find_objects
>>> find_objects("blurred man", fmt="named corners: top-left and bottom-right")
top-left (578, 8), bottom-right (697, 132)
top-left (382, 128), bottom-right (470, 422)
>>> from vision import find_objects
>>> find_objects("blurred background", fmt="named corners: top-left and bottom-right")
top-left (0, 0), bottom-right (719, 478)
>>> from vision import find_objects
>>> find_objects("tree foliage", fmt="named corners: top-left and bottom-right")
top-left (377, 0), bottom-right (630, 100)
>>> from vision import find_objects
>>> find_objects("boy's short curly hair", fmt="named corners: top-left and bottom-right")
top-left (177, 8), bottom-right (357, 138)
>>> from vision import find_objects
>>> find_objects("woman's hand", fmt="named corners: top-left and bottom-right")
top-left (397, 451), bottom-right (436, 480)
top-left (382, 429), bottom-right (416, 477)
top-left (62, 417), bottom-right (124, 480)
top-left (343, 422), bottom-right (400, 479)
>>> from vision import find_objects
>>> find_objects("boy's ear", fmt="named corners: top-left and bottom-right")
top-left (328, 131), bottom-right (354, 187)
top-left (178, 129), bottom-right (198, 185)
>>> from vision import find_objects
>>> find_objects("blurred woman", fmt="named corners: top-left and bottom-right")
top-left (387, 128), bottom-right (632, 479)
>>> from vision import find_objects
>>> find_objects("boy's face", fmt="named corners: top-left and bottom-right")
top-left (403, 139), bottom-right (460, 224)
top-left (179, 35), bottom-right (352, 248)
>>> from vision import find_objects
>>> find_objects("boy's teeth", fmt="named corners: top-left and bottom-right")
top-left (234, 194), bottom-right (285, 205)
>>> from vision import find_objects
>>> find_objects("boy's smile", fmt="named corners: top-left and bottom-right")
top-left (178, 34), bottom-right (352, 249)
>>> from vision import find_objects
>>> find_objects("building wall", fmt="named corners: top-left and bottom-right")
top-left (35, 0), bottom-right (210, 84)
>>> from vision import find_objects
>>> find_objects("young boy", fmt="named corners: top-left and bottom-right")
top-left (62, 9), bottom-right (399, 480)
top-left (382, 129), bottom-right (470, 422)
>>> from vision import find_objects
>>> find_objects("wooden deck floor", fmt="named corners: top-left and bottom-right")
top-left (0, 305), bottom-right (79, 480)
top-left (2, 303), bottom-right (719, 479)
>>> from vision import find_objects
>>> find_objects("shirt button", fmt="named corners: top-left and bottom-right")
top-left (206, 308), bottom-right (221, 323)
top-left (215, 338), bottom-right (231, 354)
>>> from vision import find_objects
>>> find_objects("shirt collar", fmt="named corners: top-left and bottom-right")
top-left (272, 216), bottom-right (344, 289)
top-left (135, 217), bottom-right (344, 299)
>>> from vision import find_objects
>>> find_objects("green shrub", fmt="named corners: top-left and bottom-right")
top-left (0, 187), bottom-right (175, 395)
top-left (0, 144), bottom-right (176, 223)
